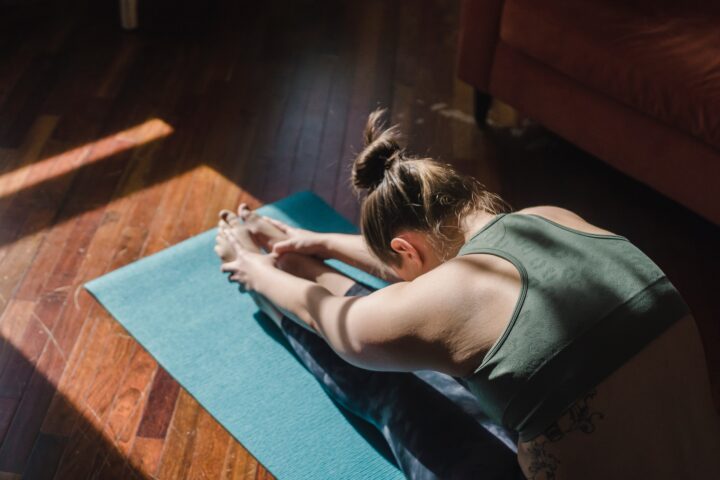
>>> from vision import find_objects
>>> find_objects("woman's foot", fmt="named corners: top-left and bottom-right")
top-left (214, 210), bottom-right (262, 263)
top-left (224, 203), bottom-right (289, 252)
top-left (215, 209), bottom-right (287, 326)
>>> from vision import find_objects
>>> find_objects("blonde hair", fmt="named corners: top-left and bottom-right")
top-left (352, 108), bottom-right (509, 265)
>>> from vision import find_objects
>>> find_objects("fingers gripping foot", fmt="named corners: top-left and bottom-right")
top-left (214, 210), bottom-right (257, 266)
top-left (234, 203), bottom-right (289, 251)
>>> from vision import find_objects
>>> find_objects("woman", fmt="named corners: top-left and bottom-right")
top-left (216, 109), bottom-right (720, 479)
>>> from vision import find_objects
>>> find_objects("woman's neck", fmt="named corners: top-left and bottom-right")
top-left (460, 209), bottom-right (500, 244)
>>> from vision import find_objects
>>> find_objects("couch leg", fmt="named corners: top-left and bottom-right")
top-left (487, 98), bottom-right (527, 131)
top-left (473, 89), bottom-right (492, 128)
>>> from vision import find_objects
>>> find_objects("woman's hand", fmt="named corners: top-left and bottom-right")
top-left (265, 218), bottom-right (330, 258)
top-left (221, 249), bottom-right (278, 292)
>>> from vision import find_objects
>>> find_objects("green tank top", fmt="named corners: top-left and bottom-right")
top-left (456, 212), bottom-right (690, 442)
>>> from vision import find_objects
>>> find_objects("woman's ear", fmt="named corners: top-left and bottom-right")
top-left (390, 237), bottom-right (418, 258)
top-left (390, 235), bottom-right (423, 275)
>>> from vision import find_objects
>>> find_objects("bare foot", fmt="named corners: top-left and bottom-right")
top-left (217, 203), bottom-right (317, 277)
top-left (233, 203), bottom-right (289, 251)
top-left (214, 210), bottom-right (261, 263)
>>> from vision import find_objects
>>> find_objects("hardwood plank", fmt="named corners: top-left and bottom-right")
top-left (155, 390), bottom-right (201, 479)
top-left (0, 55), bottom-right (61, 148)
top-left (21, 433), bottom-right (66, 480)
top-left (95, 37), bottom-right (141, 100)
top-left (171, 163), bottom-right (217, 243)
top-left (261, 53), bottom-right (314, 202)
top-left (52, 419), bottom-right (105, 480)
top-left (43, 313), bottom-right (112, 437)
top-left (221, 441), bottom-right (262, 480)
top-left (128, 436), bottom-right (164, 476)
top-left (0, 216), bottom-right (51, 312)
top-left (42, 207), bottom-right (108, 300)
top-left (39, 314), bottom-right (98, 438)
top-left (288, 54), bottom-right (334, 195)
top-left (0, 313), bottom-right (49, 400)
top-left (238, 55), bottom-right (296, 201)
top-left (0, 300), bottom-right (35, 381)
top-left (105, 347), bottom-right (157, 456)
top-left (0, 114), bottom-right (58, 200)
top-left (81, 323), bottom-right (137, 429)
top-left (0, 398), bottom-right (18, 448)
top-left (0, 42), bottom-right (31, 111)
top-left (135, 367), bottom-right (180, 440)
top-left (120, 461), bottom-right (145, 480)
top-left (185, 409), bottom-right (231, 479)
top-left (92, 454), bottom-right (127, 480)
top-left (0, 339), bottom-right (66, 473)
top-left (12, 210), bottom-right (75, 302)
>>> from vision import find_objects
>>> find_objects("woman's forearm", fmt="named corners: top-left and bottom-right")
top-left (255, 267), bottom-right (319, 330)
top-left (321, 233), bottom-right (400, 282)
top-left (252, 265), bottom-right (368, 364)
top-left (254, 265), bottom-right (347, 345)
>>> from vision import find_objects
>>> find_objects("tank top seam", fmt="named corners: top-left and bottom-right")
top-left (457, 247), bottom-right (530, 374)
top-left (523, 213), bottom-right (628, 241)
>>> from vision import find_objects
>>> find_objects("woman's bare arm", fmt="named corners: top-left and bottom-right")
top-left (265, 219), bottom-right (401, 283)
top-left (319, 233), bottom-right (402, 283)
top-left (234, 255), bottom-right (481, 373)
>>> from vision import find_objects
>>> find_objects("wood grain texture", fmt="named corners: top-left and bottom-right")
top-left (0, 0), bottom-right (717, 478)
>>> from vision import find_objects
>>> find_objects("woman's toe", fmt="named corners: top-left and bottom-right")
top-left (219, 209), bottom-right (234, 221)
top-left (237, 203), bottom-right (254, 222)
top-left (215, 236), bottom-right (236, 262)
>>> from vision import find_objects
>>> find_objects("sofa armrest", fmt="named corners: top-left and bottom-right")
top-left (457, 0), bottom-right (505, 91)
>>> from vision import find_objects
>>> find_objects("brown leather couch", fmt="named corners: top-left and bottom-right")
top-left (457, 0), bottom-right (720, 224)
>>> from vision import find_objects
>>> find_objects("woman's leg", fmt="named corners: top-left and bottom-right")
top-left (218, 211), bottom-right (521, 479)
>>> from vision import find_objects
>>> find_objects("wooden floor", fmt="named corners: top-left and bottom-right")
top-left (0, 0), bottom-right (718, 478)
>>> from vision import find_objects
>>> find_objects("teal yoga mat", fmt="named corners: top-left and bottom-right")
top-left (85, 191), bottom-right (401, 479)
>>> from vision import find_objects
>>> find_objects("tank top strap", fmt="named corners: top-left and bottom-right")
top-left (458, 213), bottom-right (509, 255)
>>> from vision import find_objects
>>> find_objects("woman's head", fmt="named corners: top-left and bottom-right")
top-left (352, 108), bottom-right (507, 280)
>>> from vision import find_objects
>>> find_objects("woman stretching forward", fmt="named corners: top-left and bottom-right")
top-left (216, 109), bottom-right (720, 479)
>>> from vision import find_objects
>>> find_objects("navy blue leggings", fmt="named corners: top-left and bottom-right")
top-left (277, 282), bottom-right (524, 480)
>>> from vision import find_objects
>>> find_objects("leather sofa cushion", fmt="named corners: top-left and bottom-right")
top-left (500, 0), bottom-right (720, 151)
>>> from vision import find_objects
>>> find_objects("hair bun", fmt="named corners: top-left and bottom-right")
top-left (352, 108), bottom-right (403, 192)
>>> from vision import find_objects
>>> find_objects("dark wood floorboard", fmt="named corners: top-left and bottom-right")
top-left (0, 0), bottom-right (717, 478)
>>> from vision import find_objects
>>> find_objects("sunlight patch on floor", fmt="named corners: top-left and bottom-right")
top-left (0, 118), bottom-right (174, 201)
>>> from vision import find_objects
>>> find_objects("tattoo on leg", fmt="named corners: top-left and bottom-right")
top-left (527, 442), bottom-right (560, 480)
top-left (526, 388), bottom-right (605, 479)
top-left (565, 389), bottom-right (605, 435)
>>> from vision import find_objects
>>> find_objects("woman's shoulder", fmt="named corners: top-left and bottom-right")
top-left (514, 205), bottom-right (618, 237)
